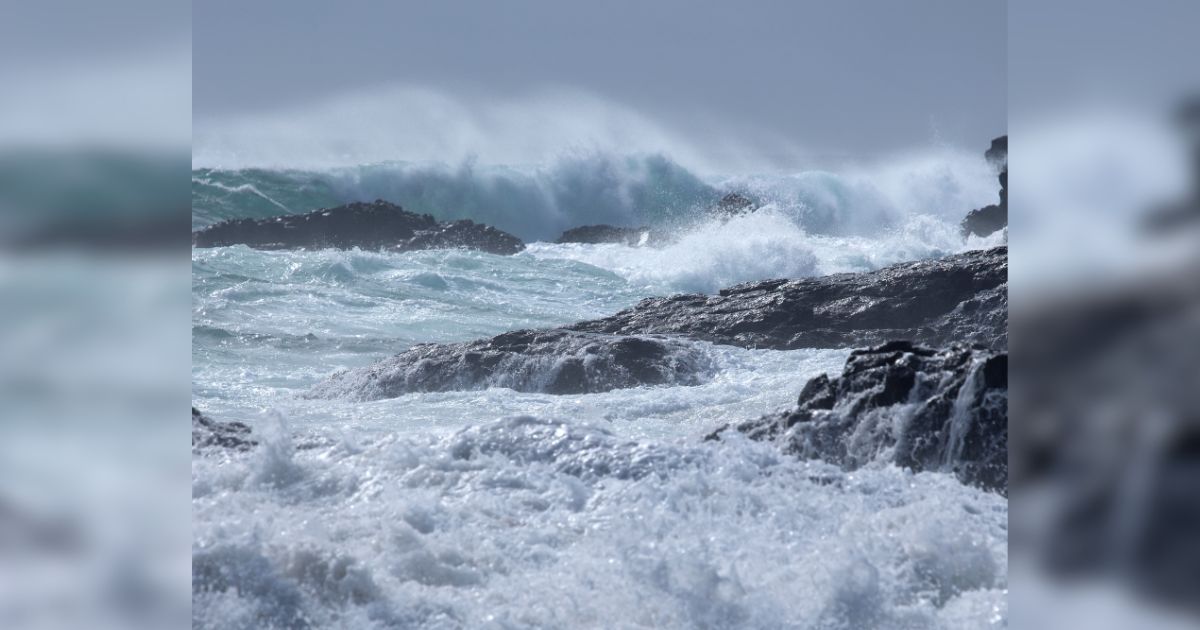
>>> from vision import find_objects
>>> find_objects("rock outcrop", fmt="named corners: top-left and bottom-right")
top-left (193, 407), bottom-right (256, 452)
top-left (712, 341), bottom-right (1008, 493)
top-left (307, 330), bottom-right (714, 400)
top-left (569, 247), bottom-right (1008, 351)
top-left (1009, 267), bottom-right (1200, 606)
top-left (962, 136), bottom-right (1008, 238)
top-left (1146, 98), bottom-right (1200, 231)
top-left (310, 247), bottom-right (1006, 399)
top-left (192, 200), bottom-right (525, 255)
top-left (555, 225), bottom-right (655, 246)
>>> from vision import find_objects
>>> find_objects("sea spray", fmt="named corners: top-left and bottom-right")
top-left (193, 145), bottom-right (997, 244)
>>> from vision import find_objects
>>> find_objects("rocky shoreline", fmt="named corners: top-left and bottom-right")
top-left (202, 245), bottom-right (1010, 493)
top-left (292, 244), bottom-right (1009, 492)
top-left (194, 140), bottom-right (1009, 495)
top-left (308, 245), bottom-right (1006, 395)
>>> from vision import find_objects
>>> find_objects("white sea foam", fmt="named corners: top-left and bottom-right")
top-left (526, 208), bottom-right (998, 294)
top-left (193, 141), bottom-right (999, 245)
top-left (193, 414), bottom-right (1008, 629)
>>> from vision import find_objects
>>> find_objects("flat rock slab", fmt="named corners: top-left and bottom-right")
top-left (569, 247), bottom-right (1008, 351)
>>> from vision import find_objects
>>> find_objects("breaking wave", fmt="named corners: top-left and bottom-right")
top-left (193, 146), bottom-right (997, 245)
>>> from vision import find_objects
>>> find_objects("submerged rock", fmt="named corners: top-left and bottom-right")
top-left (193, 407), bottom-right (256, 452)
top-left (713, 192), bottom-right (757, 216)
top-left (192, 199), bottom-right (525, 255)
top-left (555, 224), bottom-right (655, 246)
top-left (712, 341), bottom-right (1008, 493)
top-left (570, 246), bottom-right (1008, 351)
top-left (962, 136), bottom-right (1008, 238)
top-left (308, 330), bottom-right (714, 400)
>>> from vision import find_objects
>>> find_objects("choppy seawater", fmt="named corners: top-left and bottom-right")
top-left (192, 155), bottom-right (1008, 628)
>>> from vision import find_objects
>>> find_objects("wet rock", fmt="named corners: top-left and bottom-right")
top-left (711, 342), bottom-right (1008, 493)
top-left (962, 136), bottom-right (1008, 238)
top-left (193, 407), bottom-right (256, 452)
top-left (984, 135), bottom-right (1008, 166)
top-left (311, 248), bottom-right (1005, 399)
top-left (713, 192), bottom-right (757, 216)
top-left (1009, 267), bottom-right (1200, 606)
top-left (404, 218), bottom-right (527, 254)
top-left (192, 199), bottom-right (525, 255)
top-left (570, 246), bottom-right (1008, 351)
top-left (555, 224), bottom-right (655, 246)
top-left (307, 330), bottom-right (714, 400)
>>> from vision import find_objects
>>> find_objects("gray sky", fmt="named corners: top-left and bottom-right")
top-left (193, 0), bottom-right (1005, 160)
top-left (1010, 0), bottom-right (1200, 118)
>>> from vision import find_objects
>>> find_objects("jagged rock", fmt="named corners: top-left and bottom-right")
top-left (963, 136), bottom-right (1008, 238)
top-left (310, 248), bottom-right (1006, 400)
top-left (713, 192), bottom-right (757, 216)
top-left (192, 407), bottom-right (256, 452)
top-left (307, 330), bottom-right (714, 400)
top-left (985, 135), bottom-right (1008, 166)
top-left (1010, 267), bottom-right (1200, 606)
top-left (555, 225), bottom-right (655, 246)
top-left (711, 341), bottom-right (1008, 493)
top-left (569, 247), bottom-right (1008, 351)
top-left (191, 199), bottom-right (525, 255)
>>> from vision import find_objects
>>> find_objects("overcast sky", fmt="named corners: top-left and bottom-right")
top-left (193, 0), bottom-right (1006, 161)
top-left (1009, 0), bottom-right (1200, 118)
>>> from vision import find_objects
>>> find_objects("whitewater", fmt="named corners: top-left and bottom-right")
top-left (193, 147), bottom-right (1008, 628)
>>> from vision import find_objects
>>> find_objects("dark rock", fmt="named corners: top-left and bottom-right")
top-left (963, 136), bottom-right (1008, 238)
top-left (713, 192), bottom-right (757, 216)
top-left (1146, 97), bottom-right (1200, 231)
top-left (307, 330), bottom-right (714, 400)
top-left (192, 407), bottom-right (256, 452)
top-left (569, 246), bottom-right (1008, 351)
top-left (1009, 267), bottom-right (1200, 609)
top-left (711, 342), bottom-right (1008, 493)
top-left (556, 224), bottom-right (655, 246)
top-left (961, 201), bottom-right (1007, 239)
top-left (191, 199), bottom-right (525, 255)
top-left (404, 218), bottom-right (526, 254)
top-left (310, 247), bottom-right (1006, 400)
top-left (985, 135), bottom-right (1008, 167)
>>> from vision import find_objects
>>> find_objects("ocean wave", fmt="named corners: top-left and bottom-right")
top-left (525, 208), bottom-right (1002, 294)
top-left (192, 146), bottom-right (997, 245)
